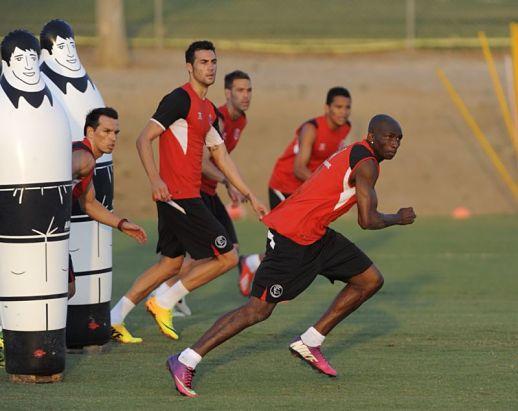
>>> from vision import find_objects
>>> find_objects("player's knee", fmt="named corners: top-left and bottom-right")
top-left (219, 248), bottom-right (238, 271)
top-left (367, 271), bottom-right (384, 294)
top-left (244, 299), bottom-right (274, 324)
top-left (158, 255), bottom-right (183, 275)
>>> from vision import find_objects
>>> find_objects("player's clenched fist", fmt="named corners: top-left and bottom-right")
top-left (397, 207), bottom-right (416, 225)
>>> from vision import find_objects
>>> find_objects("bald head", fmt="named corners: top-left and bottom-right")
top-left (368, 114), bottom-right (402, 136)
top-left (367, 114), bottom-right (403, 160)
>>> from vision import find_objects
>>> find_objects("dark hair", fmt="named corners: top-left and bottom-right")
top-left (185, 40), bottom-right (215, 64)
top-left (84, 107), bottom-right (119, 135)
top-left (326, 87), bottom-right (351, 105)
top-left (1, 29), bottom-right (40, 64)
top-left (224, 70), bottom-right (250, 90)
top-left (40, 19), bottom-right (74, 54)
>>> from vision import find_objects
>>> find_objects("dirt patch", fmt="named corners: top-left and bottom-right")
top-left (80, 48), bottom-right (517, 218)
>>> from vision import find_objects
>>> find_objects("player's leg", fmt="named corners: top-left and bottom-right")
top-left (290, 230), bottom-right (381, 376)
top-left (146, 199), bottom-right (237, 339)
top-left (111, 201), bottom-right (186, 342)
top-left (111, 255), bottom-right (184, 342)
top-left (166, 297), bottom-right (276, 397)
top-left (313, 265), bottom-right (383, 335)
top-left (157, 192), bottom-right (240, 313)
top-left (166, 229), bottom-right (315, 397)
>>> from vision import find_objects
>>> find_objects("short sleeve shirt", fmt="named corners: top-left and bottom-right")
top-left (152, 82), bottom-right (223, 199)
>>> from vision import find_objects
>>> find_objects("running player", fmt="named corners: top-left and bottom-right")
top-left (154, 70), bottom-right (256, 304)
top-left (166, 114), bottom-right (416, 398)
top-left (110, 41), bottom-right (267, 343)
top-left (70, 107), bottom-right (147, 297)
top-left (239, 87), bottom-right (353, 296)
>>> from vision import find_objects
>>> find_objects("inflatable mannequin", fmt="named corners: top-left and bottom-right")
top-left (40, 20), bottom-right (113, 350)
top-left (0, 29), bottom-right (70, 380)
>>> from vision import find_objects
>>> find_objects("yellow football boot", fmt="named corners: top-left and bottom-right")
top-left (145, 296), bottom-right (179, 340)
top-left (111, 323), bottom-right (143, 344)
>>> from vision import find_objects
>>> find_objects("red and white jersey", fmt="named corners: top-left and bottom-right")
top-left (151, 82), bottom-right (223, 199)
top-left (200, 104), bottom-right (247, 195)
top-left (263, 140), bottom-right (378, 245)
top-left (269, 115), bottom-right (351, 194)
top-left (72, 138), bottom-right (95, 201)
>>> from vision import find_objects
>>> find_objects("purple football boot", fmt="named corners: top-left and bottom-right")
top-left (289, 337), bottom-right (337, 377)
top-left (166, 354), bottom-right (198, 397)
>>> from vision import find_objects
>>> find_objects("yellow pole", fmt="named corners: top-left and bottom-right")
top-left (511, 23), bottom-right (518, 122)
top-left (478, 31), bottom-right (518, 158)
top-left (437, 68), bottom-right (518, 201)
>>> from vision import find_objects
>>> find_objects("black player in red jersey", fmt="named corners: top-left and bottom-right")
top-left (69, 107), bottom-right (147, 297)
top-left (166, 115), bottom-right (416, 398)
top-left (110, 41), bottom-right (267, 343)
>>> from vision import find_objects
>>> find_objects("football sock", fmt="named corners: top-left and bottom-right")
top-left (179, 348), bottom-right (202, 369)
top-left (110, 296), bottom-right (135, 324)
top-left (301, 326), bottom-right (325, 347)
top-left (154, 282), bottom-right (170, 297)
top-left (156, 280), bottom-right (189, 309)
top-left (245, 254), bottom-right (261, 272)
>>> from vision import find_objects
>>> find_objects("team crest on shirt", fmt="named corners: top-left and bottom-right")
top-left (233, 129), bottom-right (241, 141)
top-left (270, 284), bottom-right (283, 298)
top-left (197, 111), bottom-right (203, 120)
top-left (215, 235), bottom-right (227, 249)
top-left (318, 143), bottom-right (326, 151)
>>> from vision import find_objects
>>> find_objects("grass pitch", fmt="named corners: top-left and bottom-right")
top-left (0, 215), bottom-right (516, 409)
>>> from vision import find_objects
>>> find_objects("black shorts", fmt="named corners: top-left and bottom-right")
top-left (268, 188), bottom-right (291, 210)
top-left (251, 228), bottom-right (373, 302)
top-left (156, 199), bottom-right (234, 260)
top-left (68, 254), bottom-right (75, 284)
top-left (201, 191), bottom-right (238, 245)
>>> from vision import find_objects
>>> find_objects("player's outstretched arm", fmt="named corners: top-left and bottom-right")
top-left (209, 143), bottom-right (268, 218)
top-left (293, 123), bottom-right (317, 181)
top-left (136, 120), bottom-right (171, 202)
top-left (354, 159), bottom-right (416, 230)
top-left (79, 182), bottom-right (147, 244)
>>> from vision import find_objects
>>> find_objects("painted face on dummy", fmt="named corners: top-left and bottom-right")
top-left (51, 35), bottom-right (81, 72)
top-left (9, 47), bottom-right (40, 85)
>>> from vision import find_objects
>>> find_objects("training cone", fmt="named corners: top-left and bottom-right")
top-left (452, 207), bottom-right (471, 219)
top-left (226, 203), bottom-right (246, 221)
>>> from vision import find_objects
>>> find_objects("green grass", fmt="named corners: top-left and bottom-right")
top-left (1, 0), bottom-right (518, 40)
top-left (0, 215), bottom-right (517, 409)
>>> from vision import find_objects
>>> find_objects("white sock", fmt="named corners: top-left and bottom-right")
top-left (245, 254), bottom-right (261, 272)
top-left (156, 280), bottom-right (189, 309)
top-left (154, 282), bottom-right (170, 297)
top-left (110, 296), bottom-right (135, 325)
top-left (300, 326), bottom-right (325, 347)
top-left (178, 348), bottom-right (202, 369)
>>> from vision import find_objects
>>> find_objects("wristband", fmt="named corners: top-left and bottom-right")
top-left (117, 218), bottom-right (129, 231)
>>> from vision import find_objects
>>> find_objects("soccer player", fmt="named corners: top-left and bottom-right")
top-left (70, 107), bottom-right (147, 297)
top-left (239, 87), bottom-right (353, 296)
top-left (166, 114), bottom-right (416, 398)
top-left (268, 86), bottom-right (352, 208)
top-left (110, 41), bottom-right (266, 343)
top-left (154, 70), bottom-right (256, 304)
